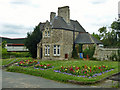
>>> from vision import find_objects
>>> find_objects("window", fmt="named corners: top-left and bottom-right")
top-left (45, 46), bottom-right (47, 56)
top-left (57, 45), bottom-right (60, 56)
top-left (48, 45), bottom-right (50, 56)
top-left (53, 45), bottom-right (60, 56)
top-left (54, 45), bottom-right (56, 56)
top-left (45, 45), bottom-right (50, 56)
top-left (48, 31), bottom-right (50, 37)
top-left (45, 31), bottom-right (47, 37)
top-left (44, 31), bottom-right (50, 37)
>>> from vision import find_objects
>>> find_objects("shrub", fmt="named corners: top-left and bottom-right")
top-left (83, 45), bottom-right (95, 59)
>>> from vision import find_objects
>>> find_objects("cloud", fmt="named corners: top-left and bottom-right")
top-left (0, 23), bottom-right (34, 38)
top-left (90, 0), bottom-right (108, 4)
top-left (0, 0), bottom-right (119, 37)
top-left (10, 0), bottom-right (30, 5)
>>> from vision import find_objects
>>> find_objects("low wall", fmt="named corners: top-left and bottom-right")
top-left (93, 46), bottom-right (120, 60)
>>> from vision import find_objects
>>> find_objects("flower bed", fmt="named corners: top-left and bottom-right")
top-left (17, 59), bottom-right (39, 67)
top-left (54, 65), bottom-right (114, 78)
top-left (16, 59), bottom-right (54, 70)
top-left (34, 64), bottom-right (54, 70)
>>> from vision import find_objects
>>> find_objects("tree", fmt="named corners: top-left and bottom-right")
top-left (111, 21), bottom-right (120, 43)
top-left (25, 26), bottom-right (42, 58)
top-left (2, 41), bottom-right (7, 48)
top-left (92, 32), bottom-right (100, 40)
top-left (98, 26), bottom-right (107, 39)
top-left (97, 20), bottom-right (120, 47)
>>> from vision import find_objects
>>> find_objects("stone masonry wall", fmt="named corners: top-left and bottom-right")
top-left (93, 46), bottom-right (120, 61)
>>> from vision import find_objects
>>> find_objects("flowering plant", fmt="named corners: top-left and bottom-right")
top-left (55, 65), bottom-right (113, 78)
top-left (17, 60), bottom-right (39, 66)
top-left (34, 64), bottom-right (52, 69)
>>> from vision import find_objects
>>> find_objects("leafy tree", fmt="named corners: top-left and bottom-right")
top-left (111, 21), bottom-right (120, 43)
top-left (2, 41), bottom-right (7, 48)
top-left (25, 26), bottom-right (42, 58)
top-left (92, 32), bottom-right (100, 40)
top-left (96, 20), bottom-right (120, 47)
top-left (98, 26), bottom-right (107, 39)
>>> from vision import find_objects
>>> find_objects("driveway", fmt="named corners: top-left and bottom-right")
top-left (1, 69), bottom-right (119, 88)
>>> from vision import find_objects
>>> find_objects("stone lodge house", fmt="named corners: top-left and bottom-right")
top-left (37, 6), bottom-right (101, 60)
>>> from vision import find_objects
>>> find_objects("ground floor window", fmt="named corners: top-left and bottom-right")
top-left (45, 45), bottom-right (50, 56)
top-left (53, 45), bottom-right (60, 56)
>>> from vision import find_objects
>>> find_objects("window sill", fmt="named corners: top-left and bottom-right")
top-left (53, 55), bottom-right (60, 57)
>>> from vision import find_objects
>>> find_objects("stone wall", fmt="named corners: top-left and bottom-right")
top-left (93, 46), bottom-right (120, 60)
top-left (37, 20), bottom-right (80, 60)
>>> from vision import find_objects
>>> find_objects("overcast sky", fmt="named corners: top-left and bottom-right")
top-left (0, 0), bottom-right (119, 38)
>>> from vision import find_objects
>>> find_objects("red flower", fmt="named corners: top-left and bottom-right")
top-left (70, 67), bottom-right (73, 71)
top-left (40, 65), bottom-right (43, 67)
top-left (47, 64), bottom-right (50, 66)
top-left (99, 67), bottom-right (101, 69)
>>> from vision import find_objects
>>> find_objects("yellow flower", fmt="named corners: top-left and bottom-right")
top-left (65, 69), bottom-right (67, 71)
top-left (73, 66), bottom-right (75, 67)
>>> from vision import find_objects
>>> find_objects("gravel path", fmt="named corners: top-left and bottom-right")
top-left (1, 69), bottom-right (119, 88)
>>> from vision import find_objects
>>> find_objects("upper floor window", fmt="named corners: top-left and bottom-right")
top-left (53, 45), bottom-right (60, 56)
top-left (48, 31), bottom-right (50, 37)
top-left (45, 45), bottom-right (50, 56)
top-left (44, 28), bottom-right (50, 37)
top-left (45, 31), bottom-right (47, 37)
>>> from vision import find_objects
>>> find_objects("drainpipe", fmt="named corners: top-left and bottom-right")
top-left (73, 25), bottom-right (75, 51)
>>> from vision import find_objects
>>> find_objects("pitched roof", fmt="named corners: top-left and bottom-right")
top-left (75, 32), bottom-right (102, 44)
top-left (70, 20), bottom-right (86, 32)
top-left (51, 16), bottom-right (86, 32)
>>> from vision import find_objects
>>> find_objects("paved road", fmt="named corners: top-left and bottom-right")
top-left (1, 69), bottom-right (119, 88)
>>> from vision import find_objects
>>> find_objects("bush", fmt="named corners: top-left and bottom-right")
top-left (2, 51), bottom-right (31, 59)
top-left (83, 45), bottom-right (95, 59)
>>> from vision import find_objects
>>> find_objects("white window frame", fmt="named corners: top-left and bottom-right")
top-left (57, 45), bottom-right (60, 56)
top-left (48, 31), bottom-right (50, 37)
top-left (45, 45), bottom-right (47, 56)
top-left (53, 45), bottom-right (56, 56)
top-left (48, 45), bottom-right (50, 56)
top-left (53, 45), bottom-right (60, 56)
top-left (45, 45), bottom-right (50, 56)
top-left (45, 31), bottom-right (47, 37)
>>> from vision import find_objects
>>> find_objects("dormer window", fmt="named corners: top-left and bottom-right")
top-left (48, 31), bottom-right (50, 37)
top-left (44, 28), bottom-right (50, 37)
top-left (45, 31), bottom-right (47, 37)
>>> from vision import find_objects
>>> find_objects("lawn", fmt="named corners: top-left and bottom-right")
top-left (1, 57), bottom-right (32, 66)
top-left (6, 59), bottom-right (119, 85)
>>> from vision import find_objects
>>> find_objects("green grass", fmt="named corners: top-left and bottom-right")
top-left (7, 59), bottom-right (119, 84)
top-left (1, 57), bottom-right (32, 66)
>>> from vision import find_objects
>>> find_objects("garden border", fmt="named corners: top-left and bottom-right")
top-left (67, 72), bottom-right (120, 85)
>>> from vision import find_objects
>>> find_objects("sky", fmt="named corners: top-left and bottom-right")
top-left (0, 0), bottom-right (119, 38)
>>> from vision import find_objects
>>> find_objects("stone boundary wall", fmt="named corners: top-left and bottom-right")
top-left (93, 46), bottom-right (120, 61)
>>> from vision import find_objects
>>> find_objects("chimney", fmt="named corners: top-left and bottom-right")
top-left (58, 6), bottom-right (70, 23)
top-left (50, 12), bottom-right (56, 22)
